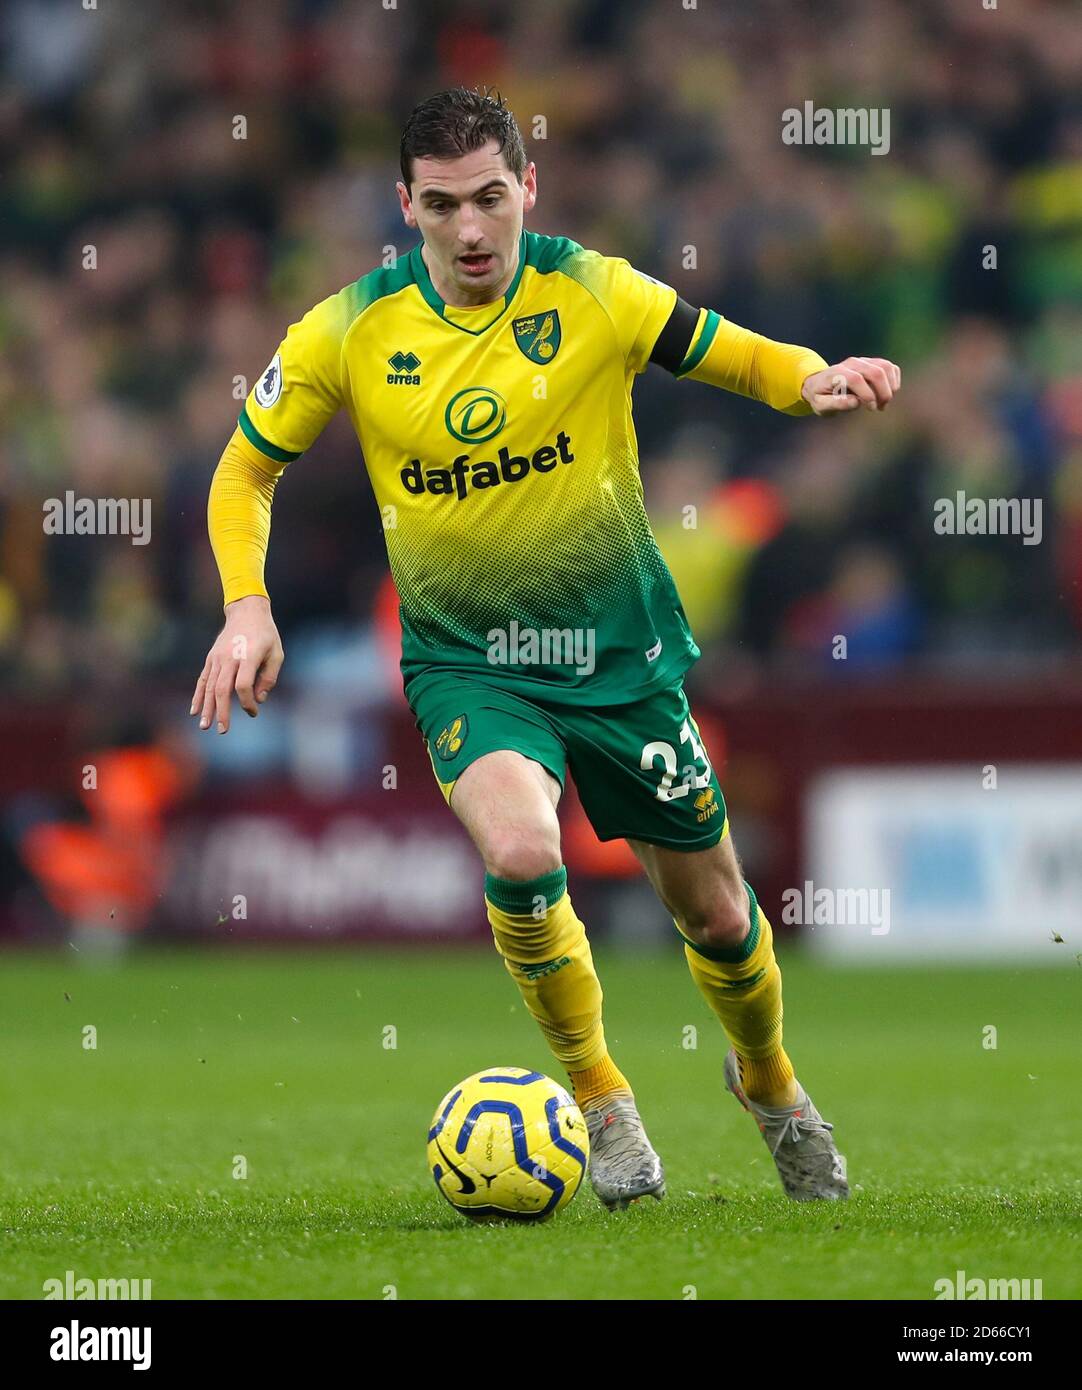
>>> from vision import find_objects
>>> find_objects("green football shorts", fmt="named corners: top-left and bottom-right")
top-left (404, 670), bottom-right (728, 852)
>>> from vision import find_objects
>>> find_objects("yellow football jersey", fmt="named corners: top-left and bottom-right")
top-left (239, 231), bottom-right (730, 703)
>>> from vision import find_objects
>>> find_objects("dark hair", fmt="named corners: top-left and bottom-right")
top-left (400, 86), bottom-right (527, 188)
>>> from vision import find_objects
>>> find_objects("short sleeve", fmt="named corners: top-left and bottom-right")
top-left (239, 294), bottom-right (347, 463)
top-left (588, 255), bottom-right (679, 375)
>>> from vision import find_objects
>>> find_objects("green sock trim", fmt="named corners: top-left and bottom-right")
top-left (485, 866), bottom-right (567, 915)
top-left (677, 881), bottom-right (761, 963)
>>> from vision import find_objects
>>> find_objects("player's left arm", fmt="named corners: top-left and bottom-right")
top-left (651, 297), bottom-right (900, 415)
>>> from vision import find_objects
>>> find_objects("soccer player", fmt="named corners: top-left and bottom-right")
top-left (194, 88), bottom-right (900, 1209)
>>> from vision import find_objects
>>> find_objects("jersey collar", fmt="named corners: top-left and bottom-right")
top-left (410, 231), bottom-right (528, 335)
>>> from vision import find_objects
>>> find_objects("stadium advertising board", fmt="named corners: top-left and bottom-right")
top-left (806, 766), bottom-right (1082, 959)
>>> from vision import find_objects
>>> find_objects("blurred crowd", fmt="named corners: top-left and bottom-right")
top-left (2, 0), bottom-right (1081, 707)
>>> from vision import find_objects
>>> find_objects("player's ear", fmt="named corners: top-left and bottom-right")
top-left (521, 162), bottom-right (538, 214)
top-left (396, 181), bottom-right (417, 229)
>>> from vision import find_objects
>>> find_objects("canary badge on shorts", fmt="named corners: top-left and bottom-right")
top-left (434, 715), bottom-right (469, 762)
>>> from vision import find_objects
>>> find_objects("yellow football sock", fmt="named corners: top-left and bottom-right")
top-left (485, 867), bottom-right (617, 1083)
top-left (680, 883), bottom-right (798, 1107)
top-left (568, 1053), bottom-right (633, 1110)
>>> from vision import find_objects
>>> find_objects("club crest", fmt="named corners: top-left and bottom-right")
top-left (434, 715), bottom-right (469, 761)
top-left (513, 310), bottom-right (561, 364)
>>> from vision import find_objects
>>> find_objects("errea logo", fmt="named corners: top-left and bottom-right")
top-left (388, 351), bottom-right (421, 386)
top-left (521, 956), bottom-right (572, 981)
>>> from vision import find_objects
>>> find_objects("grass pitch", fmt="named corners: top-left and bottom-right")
top-left (0, 947), bottom-right (1078, 1300)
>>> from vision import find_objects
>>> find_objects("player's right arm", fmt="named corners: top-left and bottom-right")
top-left (192, 294), bottom-right (347, 733)
top-left (192, 430), bottom-right (286, 734)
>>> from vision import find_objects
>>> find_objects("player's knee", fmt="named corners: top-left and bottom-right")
top-left (678, 885), bottom-right (749, 951)
top-left (484, 826), bottom-right (562, 884)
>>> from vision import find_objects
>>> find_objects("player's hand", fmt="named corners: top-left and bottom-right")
top-left (801, 357), bottom-right (901, 415)
top-left (190, 595), bottom-right (284, 734)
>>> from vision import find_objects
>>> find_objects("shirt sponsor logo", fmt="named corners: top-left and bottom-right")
top-left (445, 386), bottom-right (508, 444)
top-left (400, 432), bottom-right (575, 501)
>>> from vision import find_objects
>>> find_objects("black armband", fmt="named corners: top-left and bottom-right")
top-left (649, 296), bottom-right (701, 374)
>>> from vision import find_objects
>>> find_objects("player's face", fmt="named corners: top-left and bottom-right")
top-left (397, 141), bottom-right (537, 306)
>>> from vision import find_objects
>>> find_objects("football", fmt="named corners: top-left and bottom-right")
top-left (427, 1067), bottom-right (590, 1221)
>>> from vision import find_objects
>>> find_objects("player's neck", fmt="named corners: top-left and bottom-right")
top-left (420, 240), bottom-right (520, 309)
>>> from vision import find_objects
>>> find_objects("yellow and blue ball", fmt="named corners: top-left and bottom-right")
top-left (427, 1067), bottom-right (590, 1222)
